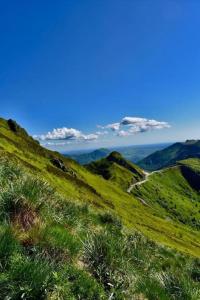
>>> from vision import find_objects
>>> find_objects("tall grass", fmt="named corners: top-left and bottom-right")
top-left (0, 159), bottom-right (199, 299)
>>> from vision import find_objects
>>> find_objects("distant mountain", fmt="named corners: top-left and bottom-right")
top-left (68, 143), bottom-right (169, 165)
top-left (68, 148), bottom-right (110, 164)
top-left (138, 140), bottom-right (200, 171)
top-left (0, 118), bottom-right (200, 300)
top-left (0, 117), bottom-right (200, 298)
top-left (86, 151), bottom-right (144, 190)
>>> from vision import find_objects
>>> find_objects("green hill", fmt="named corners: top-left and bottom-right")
top-left (138, 140), bottom-right (200, 171)
top-left (0, 118), bottom-right (200, 298)
top-left (0, 118), bottom-right (199, 257)
top-left (131, 159), bottom-right (200, 231)
top-left (86, 151), bottom-right (144, 190)
top-left (0, 160), bottom-right (199, 299)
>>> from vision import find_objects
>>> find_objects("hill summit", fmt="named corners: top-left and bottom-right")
top-left (86, 151), bottom-right (144, 190)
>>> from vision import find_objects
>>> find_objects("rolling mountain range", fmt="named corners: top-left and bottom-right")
top-left (67, 148), bottom-right (110, 165)
top-left (0, 117), bottom-right (199, 254)
top-left (67, 143), bottom-right (169, 165)
top-left (138, 139), bottom-right (200, 171)
top-left (0, 118), bottom-right (199, 298)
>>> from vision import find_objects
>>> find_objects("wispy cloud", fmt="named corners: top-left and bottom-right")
top-left (99, 116), bottom-right (171, 137)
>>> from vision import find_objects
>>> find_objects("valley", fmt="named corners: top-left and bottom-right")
top-left (0, 118), bottom-right (199, 299)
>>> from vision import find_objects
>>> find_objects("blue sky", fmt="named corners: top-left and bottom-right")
top-left (1, 0), bottom-right (200, 151)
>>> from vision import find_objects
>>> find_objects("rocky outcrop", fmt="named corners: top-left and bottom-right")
top-left (51, 158), bottom-right (76, 177)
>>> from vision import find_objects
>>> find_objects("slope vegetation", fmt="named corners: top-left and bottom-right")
top-left (0, 159), bottom-right (199, 299)
top-left (131, 160), bottom-right (200, 231)
top-left (138, 140), bottom-right (200, 171)
top-left (0, 118), bottom-right (199, 258)
top-left (86, 151), bottom-right (144, 190)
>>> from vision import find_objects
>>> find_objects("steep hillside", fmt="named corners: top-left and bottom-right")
top-left (0, 160), bottom-right (199, 299)
top-left (131, 159), bottom-right (200, 230)
top-left (0, 118), bottom-right (200, 259)
top-left (86, 151), bottom-right (144, 190)
top-left (138, 140), bottom-right (200, 171)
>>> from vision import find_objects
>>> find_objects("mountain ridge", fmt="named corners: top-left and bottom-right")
top-left (0, 117), bottom-right (199, 258)
top-left (86, 151), bottom-right (144, 191)
top-left (67, 143), bottom-right (170, 165)
top-left (138, 140), bottom-right (200, 171)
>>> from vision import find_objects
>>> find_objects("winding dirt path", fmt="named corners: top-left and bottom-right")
top-left (127, 166), bottom-right (176, 194)
top-left (127, 170), bottom-right (160, 193)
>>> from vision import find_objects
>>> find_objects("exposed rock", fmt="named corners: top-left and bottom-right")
top-left (51, 158), bottom-right (68, 172)
top-left (51, 157), bottom-right (76, 177)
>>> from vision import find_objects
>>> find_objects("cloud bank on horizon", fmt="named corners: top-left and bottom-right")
top-left (35, 116), bottom-right (170, 145)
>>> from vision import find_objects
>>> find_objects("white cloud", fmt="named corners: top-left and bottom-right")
top-left (121, 116), bottom-right (170, 130)
top-left (34, 127), bottom-right (99, 142)
top-left (99, 116), bottom-right (170, 137)
top-left (96, 130), bottom-right (109, 135)
top-left (97, 122), bottom-right (120, 131)
top-left (117, 130), bottom-right (130, 137)
top-left (34, 116), bottom-right (171, 147)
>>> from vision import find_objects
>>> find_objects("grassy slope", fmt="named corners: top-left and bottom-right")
top-left (138, 140), bottom-right (200, 171)
top-left (179, 158), bottom-right (200, 175)
top-left (1, 160), bottom-right (199, 299)
top-left (132, 164), bottom-right (200, 231)
top-left (0, 118), bottom-right (200, 257)
top-left (86, 151), bottom-right (144, 190)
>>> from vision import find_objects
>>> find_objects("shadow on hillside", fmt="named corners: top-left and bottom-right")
top-left (181, 166), bottom-right (200, 191)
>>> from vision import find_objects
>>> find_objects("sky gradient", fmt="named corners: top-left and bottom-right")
top-left (1, 1), bottom-right (200, 151)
